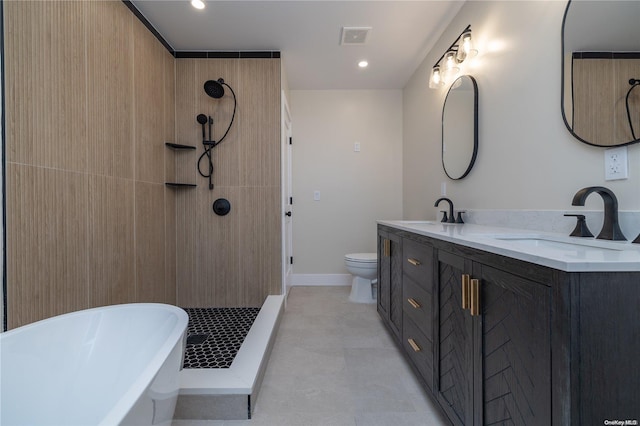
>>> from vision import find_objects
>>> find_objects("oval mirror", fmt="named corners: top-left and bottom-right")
top-left (442, 75), bottom-right (478, 180)
top-left (562, 0), bottom-right (640, 147)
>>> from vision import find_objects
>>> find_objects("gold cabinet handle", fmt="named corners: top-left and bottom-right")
top-left (407, 258), bottom-right (421, 266)
top-left (407, 298), bottom-right (421, 309)
top-left (407, 338), bottom-right (421, 352)
top-left (461, 274), bottom-right (470, 310)
top-left (470, 278), bottom-right (480, 316)
top-left (383, 239), bottom-right (390, 257)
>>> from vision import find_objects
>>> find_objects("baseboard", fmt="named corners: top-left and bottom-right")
top-left (291, 274), bottom-right (352, 286)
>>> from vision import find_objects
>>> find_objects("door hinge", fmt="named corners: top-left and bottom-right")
top-left (289, 196), bottom-right (293, 205)
top-left (289, 137), bottom-right (293, 145)
top-left (290, 256), bottom-right (294, 264)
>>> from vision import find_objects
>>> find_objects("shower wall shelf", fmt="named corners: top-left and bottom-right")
top-left (165, 142), bottom-right (196, 150)
top-left (165, 183), bottom-right (197, 188)
top-left (165, 142), bottom-right (197, 187)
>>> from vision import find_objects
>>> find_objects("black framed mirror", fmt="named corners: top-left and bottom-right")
top-left (442, 75), bottom-right (478, 180)
top-left (562, 0), bottom-right (640, 147)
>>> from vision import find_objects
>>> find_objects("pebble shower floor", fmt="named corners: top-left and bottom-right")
top-left (182, 307), bottom-right (261, 369)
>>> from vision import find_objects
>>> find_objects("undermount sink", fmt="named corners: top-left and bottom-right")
top-left (492, 235), bottom-right (624, 252)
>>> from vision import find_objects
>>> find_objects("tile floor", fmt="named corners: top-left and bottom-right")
top-left (172, 286), bottom-right (450, 426)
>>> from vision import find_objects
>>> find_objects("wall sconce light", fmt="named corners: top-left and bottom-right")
top-left (429, 25), bottom-right (478, 89)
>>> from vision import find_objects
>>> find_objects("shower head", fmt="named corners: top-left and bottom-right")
top-left (204, 79), bottom-right (225, 99)
top-left (629, 79), bottom-right (640, 86)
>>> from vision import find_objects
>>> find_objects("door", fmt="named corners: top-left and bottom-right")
top-left (476, 264), bottom-right (552, 426)
top-left (282, 93), bottom-right (293, 296)
top-left (436, 250), bottom-right (474, 426)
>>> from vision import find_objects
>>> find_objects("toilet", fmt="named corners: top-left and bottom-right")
top-left (344, 253), bottom-right (378, 303)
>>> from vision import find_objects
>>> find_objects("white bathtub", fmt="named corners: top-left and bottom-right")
top-left (1, 303), bottom-right (188, 426)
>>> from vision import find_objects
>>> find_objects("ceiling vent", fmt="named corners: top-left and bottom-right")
top-left (340, 27), bottom-right (371, 45)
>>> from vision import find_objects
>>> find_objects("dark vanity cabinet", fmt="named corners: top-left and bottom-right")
top-left (436, 250), bottom-right (552, 425)
top-left (377, 229), bottom-right (402, 340)
top-left (377, 224), bottom-right (640, 426)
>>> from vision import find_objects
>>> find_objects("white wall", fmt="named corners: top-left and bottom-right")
top-left (404, 1), bottom-right (640, 220)
top-left (289, 90), bottom-right (403, 274)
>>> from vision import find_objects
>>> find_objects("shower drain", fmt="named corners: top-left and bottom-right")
top-left (182, 307), bottom-right (260, 369)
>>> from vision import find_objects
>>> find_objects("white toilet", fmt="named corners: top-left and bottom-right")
top-left (344, 253), bottom-right (378, 303)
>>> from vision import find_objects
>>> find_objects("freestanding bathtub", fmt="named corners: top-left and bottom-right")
top-left (1, 303), bottom-right (188, 426)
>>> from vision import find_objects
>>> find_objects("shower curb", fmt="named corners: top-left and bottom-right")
top-left (173, 295), bottom-right (284, 420)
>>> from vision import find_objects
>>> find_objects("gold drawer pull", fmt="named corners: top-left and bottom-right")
top-left (462, 274), bottom-right (470, 310)
top-left (470, 278), bottom-right (480, 316)
top-left (407, 338), bottom-right (421, 352)
top-left (407, 298), bottom-right (421, 309)
top-left (407, 258), bottom-right (421, 266)
top-left (384, 239), bottom-right (390, 257)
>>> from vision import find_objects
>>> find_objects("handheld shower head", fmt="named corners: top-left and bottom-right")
top-left (196, 113), bottom-right (208, 140)
top-left (204, 79), bottom-right (225, 99)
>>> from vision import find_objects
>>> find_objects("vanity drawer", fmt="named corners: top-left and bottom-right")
top-left (403, 276), bottom-right (432, 339)
top-left (402, 313), bottom-right (433, 389)
top-left (403, 238), bottom-right (433, 290)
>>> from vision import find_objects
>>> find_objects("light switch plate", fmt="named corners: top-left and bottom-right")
top-left (604, 146), bottom-right (628, 181)
top-left (313, 190), bottom-right (321, 201)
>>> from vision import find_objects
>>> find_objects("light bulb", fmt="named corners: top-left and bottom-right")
top-left (442, 51), bottom-right (460, 80)
top-left (358, 60), bottom-right (369, 68)
top-left (429, 66), bottom-right (444, 88)
top-left (191, 0), bottom-right (205, 10)
top-left (457, 31), bottom-right (478, 62)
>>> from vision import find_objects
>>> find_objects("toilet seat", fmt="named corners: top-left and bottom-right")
top-left (345, 253), bottom-right (377, 263)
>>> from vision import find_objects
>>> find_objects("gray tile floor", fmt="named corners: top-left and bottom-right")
top-left (172, 286), bottom-right (450, 426)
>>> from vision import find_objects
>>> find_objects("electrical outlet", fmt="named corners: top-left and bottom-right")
top-left (313, 190), bottom-right (321, 201)
top-left (441, 182), bottom-right (447, 196)
top-left (604, 146), bottom-right (629, 181)
top-left (354, 142), bottom-right (361, 152)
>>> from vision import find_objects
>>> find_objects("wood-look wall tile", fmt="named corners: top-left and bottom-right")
top-left (175, 60), bottom-right (199, 185)
top-left (573, 59), bottom-right (615, 146)
top-left (135, 182), bottom-right (166, 302)
top-left (176, 188), bottom-right (199, 306)
top-left (174, 58), bottom-right (283, 308)
top-left (133, 19), bottom-right (165, 183)
top-left (86, 1), bottom-right (134, 179)
top-left (197, 186), bottom-right (240, 307)
top-left (176, 60), bottom-right (198, 145)
top-left (6, 164), bottom-right (89, 329)
top-left (165, 187), bottom-right (177, 304)
top-left (4, 1), bottom-right (88, 172)
top-left (196, 60), bottom-right (241, 187)
top-left (165, 51), bottom-right (177, 183)
top-left (238, 59), bottom-right (281, 187)
top-left (238, 186), bottom-right (282, 307)
top-left (88, 175), bottom-right (135, 307)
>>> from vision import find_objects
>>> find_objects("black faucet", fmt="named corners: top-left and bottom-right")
top-left (571, 186), bottom-right (626, 241)
top-left (434, 197), bottom-right (456, 223)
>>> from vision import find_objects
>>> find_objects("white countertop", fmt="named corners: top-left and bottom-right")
top-left (378, 220), bottom-right (640, 272)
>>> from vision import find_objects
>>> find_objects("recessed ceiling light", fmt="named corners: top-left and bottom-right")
top-left (358, 61), bottom-right (369, 68)
top-left (191, 0), bottom-right (205, 10)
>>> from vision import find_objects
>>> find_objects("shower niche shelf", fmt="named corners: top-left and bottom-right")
top-left (166, 142), bottom-right (197, 188)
